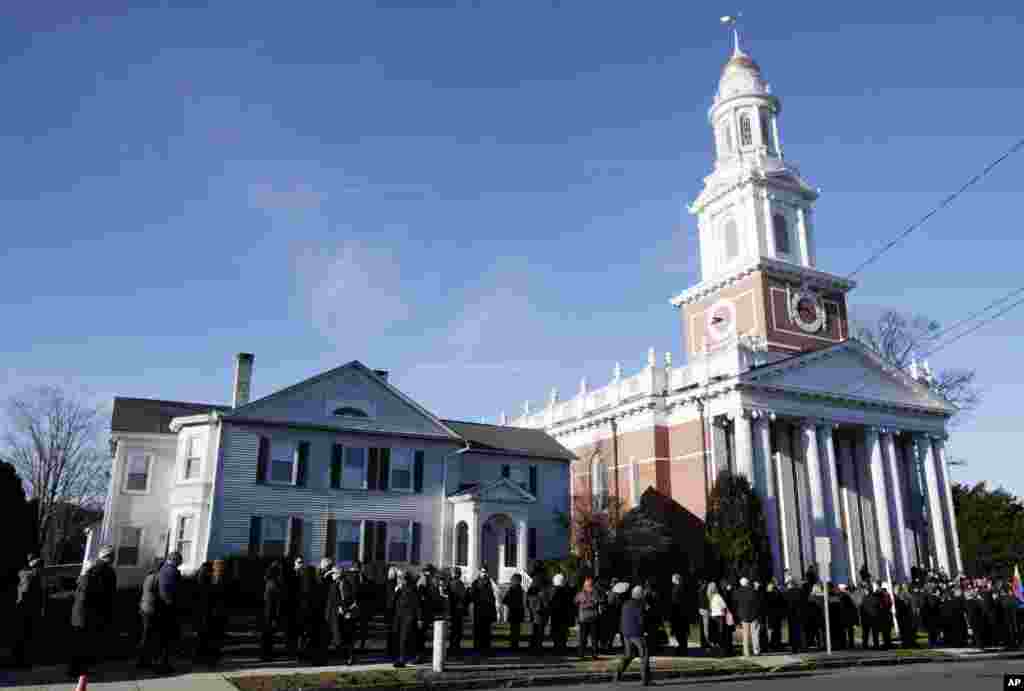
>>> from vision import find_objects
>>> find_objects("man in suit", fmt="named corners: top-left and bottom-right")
top-left (733, 577), bottom-right (761, 657)
top-left (669, 574), bottom-right (690, 656)
top-left (448, 567), bottom-right (468, 656)
top-left (471, 567), bottom-right (498, 655)
top-left (392, 571), bottom-right (422, 668)
top-left (505, 573), bottom-right (526, 650)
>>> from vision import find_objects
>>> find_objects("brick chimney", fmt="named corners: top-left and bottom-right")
top-left (233, 353), bottom-right (255, 408)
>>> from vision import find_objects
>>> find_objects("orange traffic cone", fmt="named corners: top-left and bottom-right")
top-left (75, 674), bottom-right (88, 691)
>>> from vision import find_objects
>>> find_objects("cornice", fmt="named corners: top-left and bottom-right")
top-left (670, 258), bottom-right (856, 308)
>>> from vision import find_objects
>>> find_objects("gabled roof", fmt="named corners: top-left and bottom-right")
top-left (111, 397), bottom-right (230, 435)
top-left (447, 477), bottom-right (538, 503)
top-left (739, 339), bottom-right (957, 415)
top-left (443, 419), bottom-right (576, 462)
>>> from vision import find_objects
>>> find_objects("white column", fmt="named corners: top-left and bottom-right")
top-left (770, 417), bottom-right (793, 577)
top-left (837, 437), bottom-right (860, 585)
top-left (753, 413), bottom-right (783, 582)
top-left (517, 518), bottom-right (528, 574)
top-left (762, 191), bottom-right (777, 258)
top-left (881, 431), bottom-right (911, 582)
top-left (819, 424), bottom-right (848, 585)
top-left (734, 410), bottom-right (754, 482)
top-left (772, 113), bottom-right (784, 160)
top-left (467, 505), bottom-right (481, 579)
top-left (800, 420), bottom-right (828, 539)
top-left (866, 427), bottom-right (895, 584)
top-left (918, 434), bottom-right (950, 575)
top-left (932, 437), bottom-right (963, 576)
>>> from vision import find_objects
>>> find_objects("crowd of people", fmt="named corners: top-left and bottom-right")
top-left (10, 547), bottom-right (1024, 683)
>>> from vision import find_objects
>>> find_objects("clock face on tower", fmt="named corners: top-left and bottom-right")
top-left (788, 288), bottom-right (826, 333)
top-left (705, 299), bottom-right (737, 344)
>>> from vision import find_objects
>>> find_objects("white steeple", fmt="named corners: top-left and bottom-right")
top-left (689, 20), bottom-right (821, 282)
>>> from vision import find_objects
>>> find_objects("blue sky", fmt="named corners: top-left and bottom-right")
top-left (2, 3), bottom-right (1021, 492)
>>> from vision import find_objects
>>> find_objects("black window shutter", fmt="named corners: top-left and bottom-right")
top-left (374, 521), bottom-right (387, 562)
top-left (411, 522), bottom-right (422, 564)
top-left (330, 444), bottom-right (343, 489)
top-left (528, 527), bottom-right (537, 560)
top-left (296, 441), bottom-right (309, 487)
top-left (288, 516), bottom-right (303, 557)
top-left (367, 448), bottom-right (380, 490)
top-left (325, 519), bottom-right (337, 560)
top-left (502, 464), bottom-right (510, 479)
top-left (256, 436), bottom-right (269, 483)
top-left (413, 450), bottom-right (425, 493)
top-left (249, 516), bottom-right (262, 556)
top-left (529, 465), bottom-right (538, 496)
top-left (379, 448), bottom-right (391, 491)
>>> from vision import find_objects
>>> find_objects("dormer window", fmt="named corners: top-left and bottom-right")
top-left (332, 406), bottom-right (369, 418)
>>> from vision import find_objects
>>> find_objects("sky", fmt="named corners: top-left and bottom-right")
top-left (1, 2), bottom-right (1021, 493)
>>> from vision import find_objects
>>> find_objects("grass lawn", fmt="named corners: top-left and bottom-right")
top-left (231, 669), bottom-right (418, 691)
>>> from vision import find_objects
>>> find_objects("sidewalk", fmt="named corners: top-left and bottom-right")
top-left (7, 646), bottom-right (1024, 691)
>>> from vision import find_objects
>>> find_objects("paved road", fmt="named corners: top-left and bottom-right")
top-left (556, 659), bottom-right (1024, 690)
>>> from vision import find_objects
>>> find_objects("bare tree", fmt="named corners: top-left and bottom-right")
top-left (1, 386), bottom-right (110, 562)
top-left (854, 309), bottom-right (981, 426)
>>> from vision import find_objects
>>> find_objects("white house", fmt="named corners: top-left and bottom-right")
top-left (88, 355), bottom-right (573, 587)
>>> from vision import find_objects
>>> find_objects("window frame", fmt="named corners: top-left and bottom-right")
top-left (341, 447), bottom-right (368, 490)
top-left (182, 434), bottom-right (203, 482)
top-left (173, 513), bottom-right (196, 566)
top-left (116, 525), bottom-right (143, 567)
top-left (389, 448), bottom-right (415, 493)
top-left (591, 458), bottom-right (609, 512)
top-left (268, 440), bottom-right (297, 486)
top-left (739, 112), bottom-right (753, 147)
top-left (772, 213), bottom-right (791, 256)
top-left (122, 453), bottom-right (153, 495)
top-left (759, 107), bottom-right (776, 154)
top-left (387, 521), bottom-right (411, 563)
top-left (336, 519), bottom-right (362, 563)
top-left (455, 521), bottom-right (469, 566)
top-left (260, 515), bottom-right (290, 558)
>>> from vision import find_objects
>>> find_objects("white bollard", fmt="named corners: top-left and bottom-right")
top-left (433, 619), bottom-right (447, 672)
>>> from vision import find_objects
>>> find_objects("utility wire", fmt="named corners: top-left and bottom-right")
top-left (845, 137), bottom-right (1024, 279)
top-left (920, 293), bottom-right (1024, 360)
top-left (923, 285), bottom-right (1024, 343)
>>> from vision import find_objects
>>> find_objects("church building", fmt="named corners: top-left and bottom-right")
top-left (508, 33), bottom-right (962, 586)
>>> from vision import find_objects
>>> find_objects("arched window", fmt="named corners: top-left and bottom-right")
top-left (332, 406), bottom-right (369, 418)
top-left (724, 219), bottom-right (739, 261)
top-left (739, 113), bottom-right (753, 147)
top-left (773, 214), bottom-right (790, 255)
top-left (455, 522), bottom-right (468, 566)
top-left (591, 458), bottom-right (608, 511)
top-left (759, 108), bottom-right (775, 154)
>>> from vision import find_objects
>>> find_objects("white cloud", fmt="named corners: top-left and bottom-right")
top-left (294, 241), bottom-right (410, 342)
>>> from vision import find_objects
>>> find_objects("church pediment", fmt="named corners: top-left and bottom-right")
top-left (740, 341), bottom-right (956, 415)
top-left (449, 478), bottom-right (537, 504)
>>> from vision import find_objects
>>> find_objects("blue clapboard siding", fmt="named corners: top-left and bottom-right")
top-left (208, 422), bottom-right (461, 564)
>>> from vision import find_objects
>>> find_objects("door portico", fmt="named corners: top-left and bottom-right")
top-left (448, 478), bottom-right (535, 583)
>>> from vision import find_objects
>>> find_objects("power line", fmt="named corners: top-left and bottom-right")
top-left (921, 293), bottom-right (1024, 359)
top-left (845, 137), bottom-right (1024, 280)
top-left (924, 284), bottom-right (1024, 343)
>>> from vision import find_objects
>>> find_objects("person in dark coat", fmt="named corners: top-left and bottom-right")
top-left (283, 556), bottom-right (304, 656)
top-left (733, 578), bottom-right (760, 656)
top-left (603, 580), bottom-right (623, 653)
top-left (548, 574), bottom-right (574, 654)
top-left (150, 551), bottom-right (183, 673)
top-left (13, 554), bottom-right (44, 668)
top-left (527, 573), bottom-right (552, 654)
top-left (448, 567), bottom-right (468, 656)
top-left (614, 586), bottom-right (650, 686)
top-left (314, 559), bottom-right (336, 664)
top-left (68, 545), bottom-right (117, 679)
top-left (1000, 583), bottom-right (1019, 649)
top-left (838, 585), bottom-right (857, 649)
top-left (860, 585), bottom-right (881, 650)
top-left (331, 567), bottom-right (360, 665)
top-left (392, 571), bottom-right (421, 667)
top-left (261, 560), bottom-right (283, 661)
top-left (505, 573), bottom-right (526, 650)
top-left (352, 561), bottom-right (376, 651)
top-left (669, 574), bottom-right (690, 656)
top-left (416, 568), bottom-right (439, 663)
top-left (895, 585), bottom-right (914, 648)
top-left (385, 566), bottom-right (399, 659)
top-left (295, 564), bottom-right (323, 663)
top-left (764, 582), bottom-right (785, 651)
top-left (192, 561), bottom-right (218, 666)
top-left (137, 559), bottom-right (162, 669)
top-left (471, 567), bottom-right (498, 654)
top-left (783, 580), bottom-right (804, 654)
top-left (876, 585), bottom-right (893, 650)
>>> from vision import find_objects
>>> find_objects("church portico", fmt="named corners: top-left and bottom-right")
top-left (448, 478), bottom-right (532, 584)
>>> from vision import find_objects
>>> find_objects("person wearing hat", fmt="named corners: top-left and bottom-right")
top-left (471, 566), bottom-right (497, 655)
top-left (614, 586), bottom-right (650, 686)
top-left (549, 573), bottom-right (574, 655)
top-left (392, 571), bottom-right (422, 667)
top-left (151, 551), bottom-right (183, 673)
top-left (68, 544), bottom-right (117, 679)
top-left (13, 554), bottom-right (44, 667)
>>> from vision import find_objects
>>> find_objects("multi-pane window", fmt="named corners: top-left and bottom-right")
top-left (124, 454), bottom-right (151, 492)
top-left (175, 515), bottom-right (194, 564)
top-left (270, 441), bottom-right (295, 484)
top-left (773, 214), bottom-right (790, 255)
top-left (337, 520), bottom-right (361, 562)
top-left (262, 516), bottom-right (288, 557)
top-left (117, 527), bottom-right (141, 566)
top-left (391, 449), bottom-right (414, 491)
top-left (724, 219), bottom-right (739, 261)
top-left (388, 522), bottom-right (410, 562)
top-left (739, 113), bottom-right (753, 147)
top-left (343, 448), bottom-right (367, 489)
top-left (592, 459), bottom-right (609, 511)
top-left (184, 436), bottom-right (202, 480)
